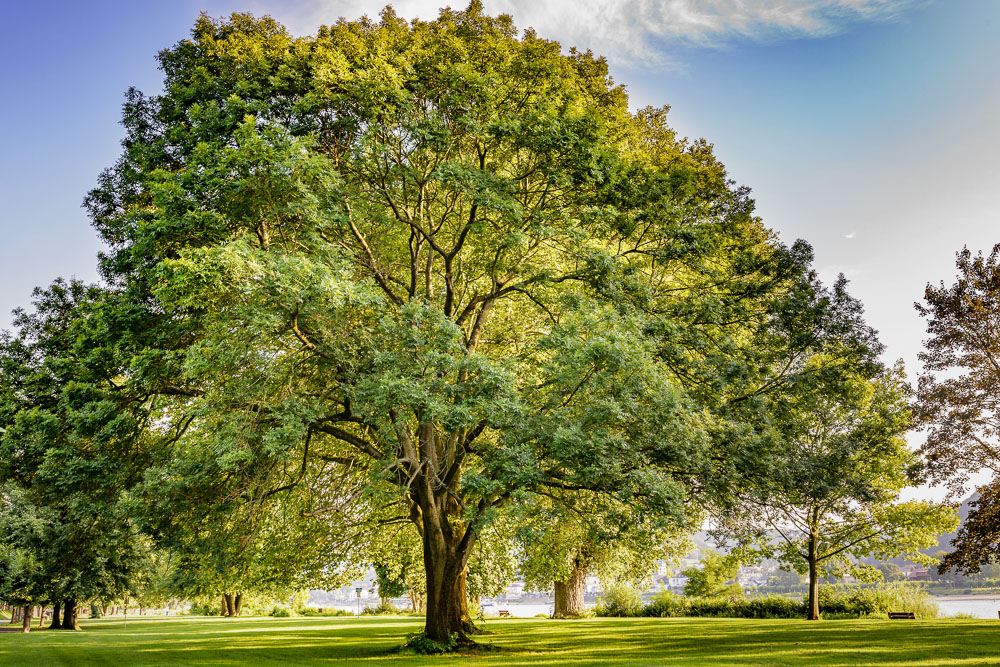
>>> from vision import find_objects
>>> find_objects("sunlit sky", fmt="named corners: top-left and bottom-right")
top-left (2, 1), bottom-right (998, 495)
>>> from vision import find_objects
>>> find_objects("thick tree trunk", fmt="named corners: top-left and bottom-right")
top-left (233, 593), bottom-right (242, 617)
top-left (553, 560), bottom-right (589, 617)
top-left (807, 532), bottom-right (820, 621)
top-left (61, 599), bottom-right (81, 630)
top-left (424, 558), bottom-right (473, 642)
top-left (222, 594), bottom-right (234, 617)
top-left (421, 510), bottom-right (476, 643)
top-left (49, 601), bottom-right (61, 629)
top-left (21, 606), bottom-right (31, 633)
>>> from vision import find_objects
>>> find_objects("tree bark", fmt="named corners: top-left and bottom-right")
top-left (21, 606), bottom-right (31, 633)
top-left (49, 601), bottom-right (61, 629)
top-left (61, 599), bottom-right (81, 630)
top-left (222, 594), bottom-right (234, 617)
top-left (807, 531), bottom-right (820, 621)
top-left (233, 593), bottom-right (242, 616)
top-left (408, 589), bottom-right (426, 614)
top-left (420, 504), bottom-right (477, 643)
top-left (553, 559), bottom-right (589, 617)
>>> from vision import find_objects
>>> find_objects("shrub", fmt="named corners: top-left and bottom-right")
top-left (594, 582), bottom-right (644, 617)
top-left (362, 601), bottom-right (402, 615)
top-left (188, 602), bottom-right (220, 616)
top-left (641, 591), bottom-right (687, 617)
top-left (298, 607), bottom-right (353, 617)
top-left (818, 583), bottom-right (938, 619)
top-left (270, 607), bottom-right (293, 617)
top-left (404, 631), bottom-right (459, 655)
top-left (593, 582), bottom-right (937, 620)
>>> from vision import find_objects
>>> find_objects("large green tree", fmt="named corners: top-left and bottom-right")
top-left (77, 4), bottom-right (825, 644)
top-left (0, 281), bottom-right (155, 630)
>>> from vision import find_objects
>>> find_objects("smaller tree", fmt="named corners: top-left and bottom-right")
top-left (682, 551), bottom-right (741, 598)
top-left (877, 562), bottom-right (906, 583)
top-left (373, 564), bottom-right (407, 608)
top-left (715, 361), bottom-right (957, 620)
top-left (517, 493), bottom-right (691, 617)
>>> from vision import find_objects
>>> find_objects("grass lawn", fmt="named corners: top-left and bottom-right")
top-left (1, 615), bottom-right (998, 666)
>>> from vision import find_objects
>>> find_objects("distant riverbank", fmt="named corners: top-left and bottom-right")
top-left (935, 596), bottom-right (1000, 619)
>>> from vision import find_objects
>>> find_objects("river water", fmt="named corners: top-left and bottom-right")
top-left (934, 597), bottom-right (1000, 619)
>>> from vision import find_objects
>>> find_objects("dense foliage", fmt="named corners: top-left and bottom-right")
top-left (917, 245), bottom-right (1000, 575)
top-left (0, 1), bottom-right (964, 644)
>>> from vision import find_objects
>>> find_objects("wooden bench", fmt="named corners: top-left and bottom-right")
top-left (888, 612), bottom-right (916, 619)
top-left (497, 610), bottom-right (511, 617)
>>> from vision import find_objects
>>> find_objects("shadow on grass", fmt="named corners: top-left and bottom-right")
top-left (1, 615), bottom-right (996, 666)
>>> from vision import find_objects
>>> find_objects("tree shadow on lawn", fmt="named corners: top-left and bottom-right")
top-left (0, 616), bottom-right (426, 666)
top-left (482, 617), bottom-right (1000, 666)
top-left (2, 616), bottom-right (996, 666)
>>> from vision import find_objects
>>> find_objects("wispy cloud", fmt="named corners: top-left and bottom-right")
top-left (266, 0), bottom-right (920, 66)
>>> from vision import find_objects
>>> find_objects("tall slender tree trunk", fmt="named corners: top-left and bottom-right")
top-left (61, 599), bottom-right (81, 630)
top-left (553, 559), bottom-right (589, 617)
top-left (408, 589), bottom-right (426, 614)
top-left (49, 601), bottom-right (61, 630)
top-left (807, 529), bottom-right (821, 621)
top-left (21, 606), bottom-right (31, 633)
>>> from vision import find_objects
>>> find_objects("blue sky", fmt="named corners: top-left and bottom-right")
top-left (2, 0), bottom-right (998, 391)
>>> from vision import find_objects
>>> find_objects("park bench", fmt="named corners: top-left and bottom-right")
top-left (888, 612), bottom-right (916, 619)
top-left (498, 610), bottom-right (511, 617)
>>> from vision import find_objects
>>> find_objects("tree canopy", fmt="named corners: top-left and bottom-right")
top-left (75, 3), bottom-right (819, 641)
top-left (0, 2), bottom-right (961, 647)
top-left (917, 244), bottom-right (1000, 574)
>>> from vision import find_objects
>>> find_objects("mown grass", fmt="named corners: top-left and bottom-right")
top-left (1, 615), bottom-right (997, 666)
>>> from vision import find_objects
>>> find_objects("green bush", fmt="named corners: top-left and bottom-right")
top-left (818, 583), bottom-right (938, 619)
top-left (297, 607), bottom-right (353, 617)
top-left (270, 607), bottom-right (293, 617)
top-left (188, 602), bottom-right (220, 616)
top-left (594, 582), bottom-right (645, 617)
top-left (630, 590), bottom-right (805, 619)
top-left (404, 631), bottom-right (459, 655)
top-left (641, 591), bottom-right (687, 617)
top-left (362, 601), bottom-right (402, 615)
top-left (594, 582), bottom-right (938, 620)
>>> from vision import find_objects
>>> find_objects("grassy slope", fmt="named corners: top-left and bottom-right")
top-left (1, 615), bottom-right (997, 666)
